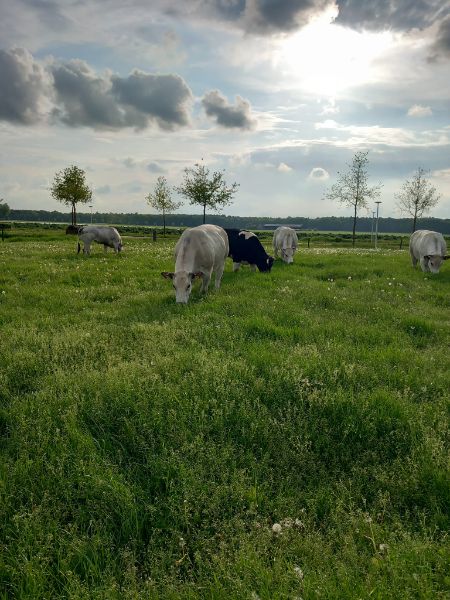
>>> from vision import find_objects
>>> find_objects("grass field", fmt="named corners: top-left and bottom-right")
top-left (1, 230), bottom-right (449, 599)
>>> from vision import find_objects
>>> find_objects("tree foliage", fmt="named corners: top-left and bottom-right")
top-left (175, 162), bottom-right (239, 224)
top-left (146, 176), bottom-right (182, 236)
top-left (50, 165), bottom-right (92, 225)
top-left (0, 198), bottom-right (10, 219)
top-left (324, 151), bottom-right (382, 246)
top-left (395, 167), bottom-right (440, 232)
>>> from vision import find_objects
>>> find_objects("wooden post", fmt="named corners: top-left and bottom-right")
top-left (399, 237), bottom-right (403, 249)
top-left (307, 238), bottom-right (310, 248)
top-left (152, 229), bottom-right (157, 242)
top-left (1, 225), bottom-right (4, 242)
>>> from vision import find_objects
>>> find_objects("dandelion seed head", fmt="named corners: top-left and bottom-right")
top-left (272, 523), bottom-right (282, 535)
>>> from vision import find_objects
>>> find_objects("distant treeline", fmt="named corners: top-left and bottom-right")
top-left (6, 209), bottom-right (450, 234)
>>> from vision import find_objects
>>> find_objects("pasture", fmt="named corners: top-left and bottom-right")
top-left (1, 230), bottom-right (449, 599)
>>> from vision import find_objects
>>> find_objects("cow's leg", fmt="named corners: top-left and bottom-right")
top-left (200, 270), bottom-right (211, 293)
top-left (214, 262), bottom-right (225, 289)
top-left (103, 244), bottom-right (108, 253)
top-left (419, 257), bottom-right (429, 272)
top-left (410, 251), bottom-right (418, 267)
top-left (233, 262), bottom-right (241, 272)
top-left (83, 242), bottom-right (91, 255)
top-left (250, 264), bottom-right (257, 272)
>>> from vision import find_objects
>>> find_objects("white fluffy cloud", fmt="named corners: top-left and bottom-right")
top-left (407, 104), bottom-right (433, 117)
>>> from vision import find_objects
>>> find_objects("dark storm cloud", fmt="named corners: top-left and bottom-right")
top-left (164, 0), bottom-right (333, 34)
top-left (335, 0), bottom-right (446, 32)
top-left (51, 60), bottom-right (124, 128)
top-left (243, 0), bottom-right (333, 34)
top-left (51, 61), bottom-right (193, 130)
top-left (0, 47), bottom-right (50, 124)
top-left (429, 15), bottom-right (450, 60)
top-left (202, 90), bottom-right (256, 129)
top-left (111, 71), bottom-right (192, 129)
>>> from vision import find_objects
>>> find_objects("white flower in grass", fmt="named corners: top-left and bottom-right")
top-left (294, 566), bottom-right (304, 580)
top-left (379, 543), bottom-right (388, 554)
top-left (272, 523), bottom-right (282, 535)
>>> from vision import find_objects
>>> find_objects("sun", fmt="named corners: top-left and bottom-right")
top-left (278, 11), bottom-right (394, 97)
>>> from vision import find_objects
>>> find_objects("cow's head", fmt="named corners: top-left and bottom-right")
top-left (117, 241), bottom-right (123, 252)
top-left (424, 254), bottom-right (446, 274)
top-left (281, 247), bottom-right (296, 264)
top-left (258, 255), bottom-right (274, 272)
top-left (161, 270), bottom-right (202, 303)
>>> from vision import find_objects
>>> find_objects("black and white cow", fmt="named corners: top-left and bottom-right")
top-left (225, 229), bottom-right (274, 272)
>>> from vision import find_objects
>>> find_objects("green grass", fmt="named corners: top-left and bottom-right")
top-left (1, 231), bottom-right (449, 599)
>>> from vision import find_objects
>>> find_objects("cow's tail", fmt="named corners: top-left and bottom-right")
top-left (77, 242), bottom-right (81, 254)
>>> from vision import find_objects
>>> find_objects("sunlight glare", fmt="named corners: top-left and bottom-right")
top-left (279, 16), bottom-right (394, 96)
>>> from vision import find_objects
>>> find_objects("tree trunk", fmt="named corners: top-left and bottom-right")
top-left (163, 210), bottom-right (166, 237)
top-left (352, 204), bottom-right (357, 247)
top-left (412, 208), bottom-right (417, 232)
top-left (72, 202), bottom-right (77, 226)
top-left (203, 203), bottom-right (206, 224)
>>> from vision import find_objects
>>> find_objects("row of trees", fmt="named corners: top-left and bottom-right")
top-left (324, 151), bottom-right (440, 247)
top-left (49, 163), bottom-right (239, 233)
top-left (4, 155), bottom-right (441, 241)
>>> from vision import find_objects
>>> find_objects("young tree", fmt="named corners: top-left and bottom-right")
top-left (395, 167), bottom-right (440, 232)
top-left (146, 176), bottom-right (182, 236)
top-left (0, 198), bottom-right (10, 219)
top-left (175, 162), bottom-right (239, 224)
top-left (324, 151), bottom-right (382, 247)
top-left (50, 165), bottom-right (92, 226)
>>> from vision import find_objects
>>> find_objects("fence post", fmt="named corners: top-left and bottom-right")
top-left (399, 237), bottom-right (403, 249)
top-left (1, 225), bottom-right (4, 242)
top-left (307, 238), bottom-right (310, 248)
top-left (152, 229), bottom-right (157, 242)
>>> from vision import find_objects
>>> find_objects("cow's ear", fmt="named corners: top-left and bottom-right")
top-left (189, 272), bottom-right (203, 280)
top-left (161, 271), bottom-right (174, 279)
top-left (443, 255), bottom-right (450, 261)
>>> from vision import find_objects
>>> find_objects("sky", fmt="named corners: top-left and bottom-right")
top-left (1, 0), bottom-right (449, 219)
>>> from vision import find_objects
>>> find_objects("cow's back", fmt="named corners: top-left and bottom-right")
top-left (410, 230), bottom-right (446, 257)
top-left (274, 226), bottom-right (297, 248)
top-left (175, 225), bottom-right (228, 270)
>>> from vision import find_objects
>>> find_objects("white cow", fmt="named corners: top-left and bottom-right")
top-left (273, 226), bottom-right (298, 264)
top-left (77, 226), bottom-right (123, 255)
top-left (161, 224), bottom-right (229, 304)
top-left (409, 230), bottom-right (448, 274)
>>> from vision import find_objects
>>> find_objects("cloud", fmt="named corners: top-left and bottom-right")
top-left (50, 61), bottom-right (193, 130)
top-left (335, 0), bottom-right (445, 32)
top-left (429, 15), bottom-right (450, 60)
top-left (241, 0), bottom-right (334, 35)
top-left (147, 162), bottom-right (165, 173)
top-left (278, 162), bottom-right (293, 172)
top-left (111, 70), bottom-right (193, 129)
top-left (0, 47), bottom-right (52, 124)
top-left (308, 167), bottom-right (330, 181)
top-left (51, 60), bottom-right (125, 129)
top-left (407, 104), bottom-right (433, 117)
top-left (95, 184), bottom-right (111, 194)
top-left (0, 49), bottom-right (194, 131)
top-left (202, 90), bottom-right (256, 129)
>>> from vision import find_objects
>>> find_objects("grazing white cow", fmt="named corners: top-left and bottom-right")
top-left (161, 224), bottom-right (229, 304)
top-left (77, 226), bottom-right (123, 255)
top-left (273, 226), bottom-right (298, 264)
top-left (409, 230), bottom-right (449, 274)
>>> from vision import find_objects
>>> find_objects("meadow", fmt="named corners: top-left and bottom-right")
top-left (0, 229), bottom-right (449, 599)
